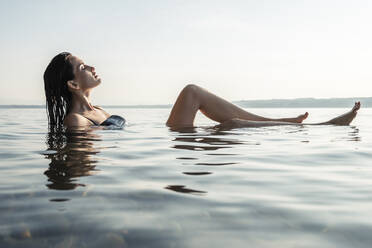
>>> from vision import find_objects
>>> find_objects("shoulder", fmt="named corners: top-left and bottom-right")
top-left (64, 113), bottom-right (90, 128)
top-left (94, 105), bottom-right (111, 117)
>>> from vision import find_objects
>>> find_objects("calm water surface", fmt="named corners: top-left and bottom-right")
top-left (0, 107), bottom-right (371, 248)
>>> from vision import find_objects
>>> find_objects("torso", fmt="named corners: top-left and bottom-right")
top-left (81, 106), bottom-right (111, 125)
top-left (86, 115), bottom-right (126, 127)
top-left (64, 106), bottom-right (111, 127)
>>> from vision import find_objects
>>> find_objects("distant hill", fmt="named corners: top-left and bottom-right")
top-left (1, 97), bottom-right (371, 108)
top-left (234, 97), bottom-right (372, 108)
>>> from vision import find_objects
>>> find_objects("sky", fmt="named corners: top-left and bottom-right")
top-left (0, 0), bottom-right (371, 105)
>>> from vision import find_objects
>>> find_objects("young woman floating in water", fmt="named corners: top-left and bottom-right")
top-left (44, 52), bottom-right (360, 130)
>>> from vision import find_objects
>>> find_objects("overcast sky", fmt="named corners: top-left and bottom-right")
top-left (0, 0), bottom-right (371, 105)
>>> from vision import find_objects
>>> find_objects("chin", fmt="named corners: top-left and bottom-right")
top-left (89, 81), bottom-right (101, 89)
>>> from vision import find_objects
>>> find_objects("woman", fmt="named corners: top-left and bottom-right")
top-left (44, 52), bottom-right (360, 130)
top-left (44, 52), bottom-right (125, 130)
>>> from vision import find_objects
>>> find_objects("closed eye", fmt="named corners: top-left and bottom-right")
top-left (79, 64), bottom-right (86, 70)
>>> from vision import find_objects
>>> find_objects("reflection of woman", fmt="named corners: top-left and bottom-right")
top-left (44, 52), bottom-right (360, 130)
top-left (44, 130), bottom-right (101, 190)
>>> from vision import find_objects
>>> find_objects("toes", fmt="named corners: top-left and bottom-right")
top-left (296, 112), bottom-right (309, 123)
top-left (352, 102), bottom-right (361, 113)
top-left (300, 112), bottom-right (309, 120)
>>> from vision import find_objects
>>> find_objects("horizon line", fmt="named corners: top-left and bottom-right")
top-left (2, 96), bottom-right (372, 105)
top-left (1, 96), bottom-right (371, 108)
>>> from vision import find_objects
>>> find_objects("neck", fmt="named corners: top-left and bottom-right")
top-left (70, 91), bottom-right (95, 113)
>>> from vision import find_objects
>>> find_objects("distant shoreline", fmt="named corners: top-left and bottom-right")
top-left (1, 97), bottom-right (371, 109)
top-left (234, 97), bottom-right (372, 108)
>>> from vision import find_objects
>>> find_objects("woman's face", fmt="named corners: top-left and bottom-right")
top-left (68, 55), bottom-right (101, 91)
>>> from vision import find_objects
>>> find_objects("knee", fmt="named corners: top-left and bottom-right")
top-left (183, 83), bottom-right (199, 91)
top-left (181, 84), bottom-right (200, 96)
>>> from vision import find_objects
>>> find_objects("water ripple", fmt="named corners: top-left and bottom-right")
top-left (1, 108), bottom-right (372, 247)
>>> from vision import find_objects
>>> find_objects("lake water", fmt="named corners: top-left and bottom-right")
top-left (1, 107), bottom-right (371, 248)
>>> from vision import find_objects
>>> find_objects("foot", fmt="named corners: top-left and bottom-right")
top-left (327, 102), bottom-right (361, 125)
top-left (295, 112), bottom-right (309, 123)
top-left (279, 112), bottom-right (309, 123)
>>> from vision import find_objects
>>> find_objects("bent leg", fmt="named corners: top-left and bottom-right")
top-left (166, 84), bottom-right (308, 127)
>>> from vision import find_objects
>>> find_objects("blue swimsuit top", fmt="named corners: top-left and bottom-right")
top-left (85, 115), bottom-right (126, 128)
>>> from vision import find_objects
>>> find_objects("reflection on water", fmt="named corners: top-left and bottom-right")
top-left (172, 133), bottom-right (244, 151)
top-left (165, 185), bottom-right (207, 195)
top-left (172, 144), bottom-right (231, 151)
top-left (171, 129), bottom-right (243, 159)
top-left (195, 162), bottom-right (237, 166)
top-left (182, 172), bottom-right (212, 176)
top-left (168, 128), bottom-right (245, 195)
top-left (348, 126), bottom-right (361, 142)
top-left (43, 129), bottom-right (101, 190)
top-left (330, 126), bottom-right (361, 142)
top-left (173, 136), bottom-right (244, 146)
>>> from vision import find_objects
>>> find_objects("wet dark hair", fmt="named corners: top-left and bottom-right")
top-left (44, 52), bottom-right (75, 131)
